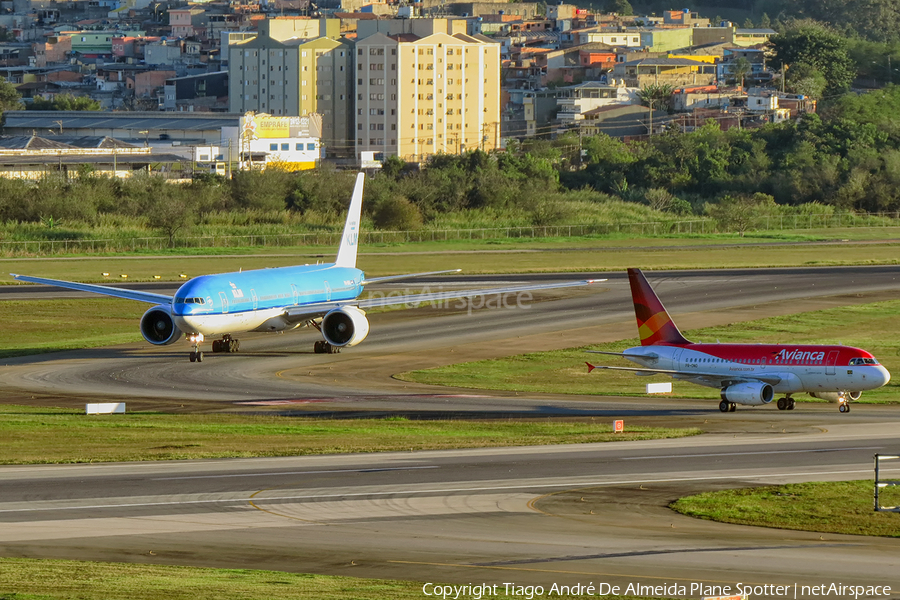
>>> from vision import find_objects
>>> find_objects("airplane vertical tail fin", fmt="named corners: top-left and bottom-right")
top-left (628, 268), bottom-right (691, 346)
top-left (335, 173), bottom-right (366, 268)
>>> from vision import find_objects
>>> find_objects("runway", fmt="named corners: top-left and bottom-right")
top-left (2, 266), bottom-right (900, 597)
top-left (1, 422), bottom-right (899, 594)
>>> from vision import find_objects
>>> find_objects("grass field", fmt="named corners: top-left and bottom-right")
top-left (0, 298), bottom-right (145, 357)
top-left (399, 300), bottom-right (900, 403)
top-left (0, 405), bottom-right (699, 464)
top-left (1, 558), bottom-right (661, 600)
top-left (671, 481), bottom-right (900, 537)
top-left (0, 557), bottom-right (672, 600)
top-left (2, 229), bottom-right (900, 284)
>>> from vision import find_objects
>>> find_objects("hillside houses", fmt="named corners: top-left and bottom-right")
top-left (0, 0), bottom-right (810, 168)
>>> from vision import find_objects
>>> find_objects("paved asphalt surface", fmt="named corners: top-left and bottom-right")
top-left (1, 266), bottom-right (900, 598)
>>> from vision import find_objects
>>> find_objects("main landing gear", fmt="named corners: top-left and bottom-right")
top-left (776, 396), bottom-right (795, 411)
top-left (313, 340), bottom-right (341, 354)
top-left (718, 400), bottom-right (737, 413)
top-left (307, 319), bottom-right (341, 354)
top-left (211, 334), bottom-right (240, 353)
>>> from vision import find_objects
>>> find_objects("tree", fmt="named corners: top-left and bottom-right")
top-left (705, 193), bottom-right (777, 236)
top-left (728, 57), bottom-right (752, 89)
top-left (770, 20), bottom-right (856, 95)
top-left (763, 0), bottom-right (900, 44)
top-left (0, 76), bottom-right (22, 117)
top-left (784, 62), bottom-right (827, 98)
top-left (145, 184), bottom-right (200, 247)
top-left (603, 0), bottom-right (632, 16)
top-left (28, 93), bottom-right (101, 111)
top-left (371, 194), bottom-right (423, 230)
top-left (636, 83), bottom-right (675, 113)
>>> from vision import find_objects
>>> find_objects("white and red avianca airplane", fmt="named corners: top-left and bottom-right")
top-left (586, 268), bottom-right (891, 413)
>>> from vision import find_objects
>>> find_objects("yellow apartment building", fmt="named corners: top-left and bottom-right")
top-left (229, 34), bottom-right (354, 157)
top-left (355, 30), bottom-right (500, 163)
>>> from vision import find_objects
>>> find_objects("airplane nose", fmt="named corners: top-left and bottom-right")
top-left (878, 366), bottom-right (891, 387)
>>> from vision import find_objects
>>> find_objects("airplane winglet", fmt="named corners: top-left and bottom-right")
top-left (586, 362), bottom-right (596, 373)
top-left (335, 173), bottom-right (366, 268)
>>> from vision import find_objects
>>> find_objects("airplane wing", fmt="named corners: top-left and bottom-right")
top-left (10, 274), bottom-right (173, 304)
top-left (356, 279), bottom-right (601, 309)
top-left (585, 362), bottom-right (783, 386)
top-left (362, 269), bottom-right (462, 285)
top-left (282, 279), bottom-right (601, 321)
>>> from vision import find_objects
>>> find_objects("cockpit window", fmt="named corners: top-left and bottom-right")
top-left (849, 357), bottom-right (879, 366)
top-left (174, 297), bottom-right (205, 305)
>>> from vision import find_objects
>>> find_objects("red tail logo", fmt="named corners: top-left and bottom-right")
top-left (627, 268), bottom-right (691, 346)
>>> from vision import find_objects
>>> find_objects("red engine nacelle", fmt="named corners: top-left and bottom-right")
top-left (322, 306), bottom-right (370, 348)
top-left (721, 382), bottom-right (774, 405)
top-left (140, 305), bottom-right (184, 345)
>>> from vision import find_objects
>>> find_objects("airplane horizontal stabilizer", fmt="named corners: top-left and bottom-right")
top-left (586, 350), bottom-right (659, 359)
top-left (11, 274), bottom-right (173, 304)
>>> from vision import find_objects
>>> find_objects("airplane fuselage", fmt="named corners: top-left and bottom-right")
top-left (623, 343), bottom-right (890, 394)
top-left (172, 264), bottom-right (363, 336)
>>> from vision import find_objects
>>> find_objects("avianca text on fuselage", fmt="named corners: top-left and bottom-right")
top-left (585, 269), bottom-right (890, 414)
top-left (773, 349), bottom-right (824, 362)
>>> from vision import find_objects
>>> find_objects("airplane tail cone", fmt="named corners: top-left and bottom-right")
top-left (586, 362), bottom-right (596, 373)
top-left (627, 268), bottom-right (691, 347)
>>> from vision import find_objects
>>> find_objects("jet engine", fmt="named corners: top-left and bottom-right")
top-left (809, 391), bottom-right (862, 402)
top-left (322, 306), bottom-right (369, 347)
top-left (140, 305), bottom-right (184, 345)
top-left (720, 382), bottom-right (774, 405)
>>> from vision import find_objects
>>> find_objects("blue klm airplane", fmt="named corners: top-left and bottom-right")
top-left (13, 173), bottom-right (597, 362)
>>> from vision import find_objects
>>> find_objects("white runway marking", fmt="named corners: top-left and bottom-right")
top-left (621, 446), bottom-right (882, 460)
top-left (153, 465), bottom-right (438, 481)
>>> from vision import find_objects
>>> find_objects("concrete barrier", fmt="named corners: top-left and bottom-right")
top-left (86, 403), bottom-right (126, 415)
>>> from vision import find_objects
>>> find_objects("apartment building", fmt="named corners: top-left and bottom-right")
top-left (355, 30), bottom-right (500, 163)
top-left (228, 33), bottom-right (353, 156)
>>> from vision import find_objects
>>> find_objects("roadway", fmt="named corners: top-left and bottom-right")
top-left (1, 422), bottom-right (899, 593)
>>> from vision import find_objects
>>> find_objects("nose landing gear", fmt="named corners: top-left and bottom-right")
top-left (188, 333), bottom-right (205, 363)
